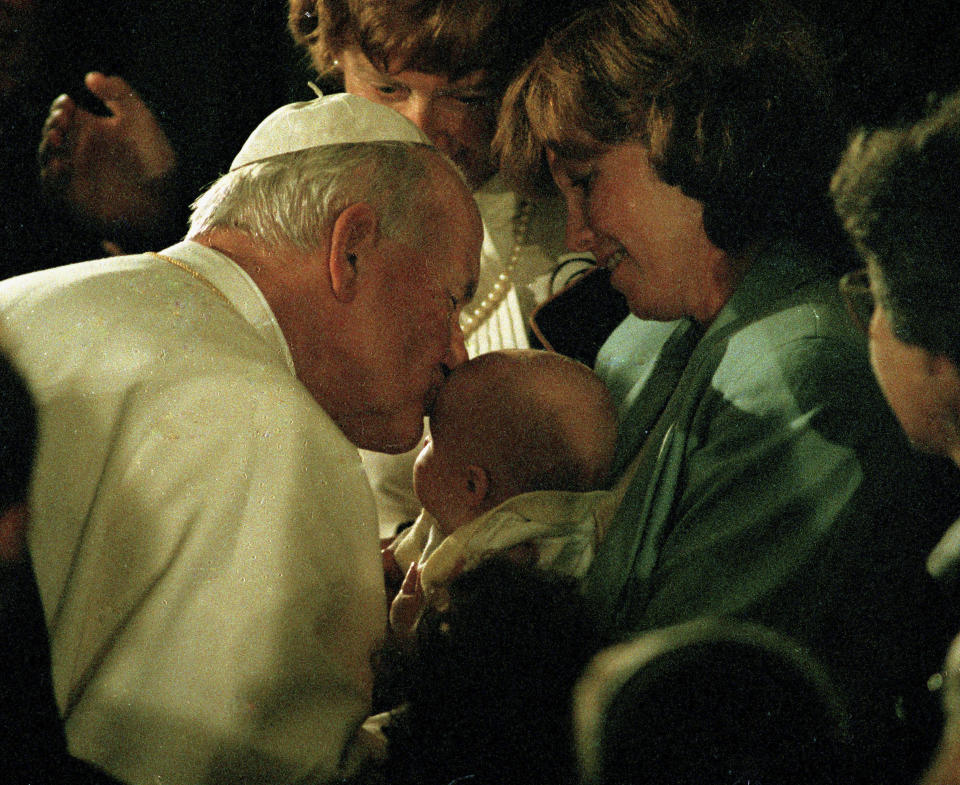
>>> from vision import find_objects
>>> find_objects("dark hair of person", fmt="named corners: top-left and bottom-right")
top-left (831, 89), bottom-right (960, 368)
top-left (383, 558), bottom-right (607, 785)
top-left (496, 0), bottom-right (851, 261)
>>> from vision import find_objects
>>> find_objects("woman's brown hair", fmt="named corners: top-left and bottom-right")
top-left (496, 0), bottom-right (846, 255)
top-left (290, 0), bottom-right (585, 92)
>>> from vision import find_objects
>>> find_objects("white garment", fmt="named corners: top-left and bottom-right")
top-left (361, 176), bottom-right (572, 534)
top-left (0, 242), bottom-right (385, 785)
top-left (390, 489), bottom-right (608, 606)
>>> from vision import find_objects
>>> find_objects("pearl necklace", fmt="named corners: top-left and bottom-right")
top-left (460, 199), bottom-right (532, 337)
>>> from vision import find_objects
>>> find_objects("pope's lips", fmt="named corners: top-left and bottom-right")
top-left (423, 374), bottom-right (446, 416)
top-left (424, 388), bottom-right (439, 417)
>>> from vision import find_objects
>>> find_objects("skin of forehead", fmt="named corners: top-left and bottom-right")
top-left (436, 153), bottom-right (482, 224)
top-left (414, 153), bottom-right (482, 300)
top-left (352, 49), bottom-right (494, 98)
top-left (434, 352), bottom-right (604, 457)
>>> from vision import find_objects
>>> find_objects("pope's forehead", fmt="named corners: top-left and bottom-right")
top-left (427, 161), bottom-right (482, 242)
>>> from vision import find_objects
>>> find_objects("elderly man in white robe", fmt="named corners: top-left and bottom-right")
top-left (0, 92), bottom-right (481, 785)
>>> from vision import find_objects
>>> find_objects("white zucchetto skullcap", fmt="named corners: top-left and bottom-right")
top-left (230, 91), bottom-right (432, 171)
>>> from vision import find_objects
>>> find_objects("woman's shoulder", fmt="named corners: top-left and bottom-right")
top-left (708, 241), bottom-right (861, 352)
top-left (687, 245), bottom-right (882, 418)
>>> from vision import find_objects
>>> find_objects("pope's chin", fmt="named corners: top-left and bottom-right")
top-left (376, 422), bottom-right (426, 455)
top-left (342, 409), bottom-right (426, 455)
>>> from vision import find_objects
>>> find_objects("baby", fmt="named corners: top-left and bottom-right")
top-left (383, 349), bottom-right (618, 620)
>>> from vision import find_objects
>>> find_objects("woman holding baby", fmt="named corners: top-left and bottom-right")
top-left (495, 0), bottom-right (959, 780)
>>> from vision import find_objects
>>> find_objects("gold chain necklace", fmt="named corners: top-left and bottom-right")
top-left (460, 200), bottom-right (532, 338)
top-left (148, 252), bottom-right (232, 306)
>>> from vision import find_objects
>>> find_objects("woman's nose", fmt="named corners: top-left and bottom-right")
top-left (399, 96), bottom-right (446, 149)
top-left (563, 195), bottom-right (599, 254)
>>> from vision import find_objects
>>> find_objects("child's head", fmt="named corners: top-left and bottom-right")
top-left (413, 349), bottom-right (617, 534)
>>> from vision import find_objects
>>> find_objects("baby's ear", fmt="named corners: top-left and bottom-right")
top-left (465, 464), bottom-right (490, 509)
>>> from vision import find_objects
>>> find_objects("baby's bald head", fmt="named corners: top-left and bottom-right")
top-left (429, 349), bottom-right (617, 511)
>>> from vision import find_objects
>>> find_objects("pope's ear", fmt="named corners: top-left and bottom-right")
top-left (328, 202), bottom-right (378, 303)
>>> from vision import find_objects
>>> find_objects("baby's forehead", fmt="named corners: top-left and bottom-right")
top-left (431, 356), bottom-right (522, 421)
top-left (460, 352), bottom-right (534, 386)
top-left (435, 362), bottom-right (502, 412)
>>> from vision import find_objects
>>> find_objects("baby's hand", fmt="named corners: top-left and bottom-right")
top-left (389, 562), bottom-right (424, 643)
top-left (381, 546), bottom-right (404, 602)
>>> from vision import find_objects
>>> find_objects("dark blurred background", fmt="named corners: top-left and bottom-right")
top-left (1, 0), bottom-right (958, 276)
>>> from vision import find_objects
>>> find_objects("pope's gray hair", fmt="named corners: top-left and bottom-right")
top-left (187, 141), bottom-right (450, 251)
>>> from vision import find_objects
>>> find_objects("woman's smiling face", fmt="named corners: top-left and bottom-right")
top-left (549, 142), bottom-right (732, 324)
